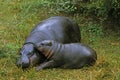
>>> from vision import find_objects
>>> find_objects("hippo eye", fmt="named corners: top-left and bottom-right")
top-left (27, 52), bottom-right (34, 57)
top-left (46, 42), bottom-right (52, 46)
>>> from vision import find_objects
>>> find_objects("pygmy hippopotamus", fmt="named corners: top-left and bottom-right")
top-left (33, 40), bottom-right (97, 71)
top-left (17, 16), bottom-right (81, 68)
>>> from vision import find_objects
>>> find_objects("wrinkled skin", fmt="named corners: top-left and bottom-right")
top-left (35, 40), bottom-right (97, 71)
top-left (17, 16), bottom-right (81, 68)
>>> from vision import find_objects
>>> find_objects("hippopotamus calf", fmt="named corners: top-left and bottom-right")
top-left (17, 16), bottom-right (81, 68)
top-left (34, 40), bottom-right (97, 71)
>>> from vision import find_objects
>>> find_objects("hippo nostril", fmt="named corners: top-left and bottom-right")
top-left (16, 61), bottom-right (30, 68)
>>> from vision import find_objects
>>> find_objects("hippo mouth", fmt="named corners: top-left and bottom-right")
top-left (17, 56), bottom-right (30, 69)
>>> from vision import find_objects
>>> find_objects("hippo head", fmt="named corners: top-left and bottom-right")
top-left (17, 43), bottom-right (46, 68)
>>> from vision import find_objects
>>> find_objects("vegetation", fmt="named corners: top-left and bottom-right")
top-left (0, 0), bottom-right (120, 80)
top-left (41, 0), bottom-right (120, 30)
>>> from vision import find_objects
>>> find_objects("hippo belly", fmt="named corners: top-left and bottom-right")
top-left (17, 16), bottom-right (81, 68)
top-left (35, 40), bottom-right (97, 71)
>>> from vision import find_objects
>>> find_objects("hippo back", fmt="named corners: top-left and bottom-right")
top-left (25, 16), bottom-right (81, 44)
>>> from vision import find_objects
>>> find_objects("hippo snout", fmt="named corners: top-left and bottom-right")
top-left (17, 55), bottom-right (30, 68)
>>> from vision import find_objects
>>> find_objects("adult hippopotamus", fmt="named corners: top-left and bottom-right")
top-left (17, 16), bottom-right (81, 68)
top-left (34, 40), bottom-right (97, 71)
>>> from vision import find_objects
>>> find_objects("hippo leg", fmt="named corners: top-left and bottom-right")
top-left (36, 60), bottom-right (55, 71)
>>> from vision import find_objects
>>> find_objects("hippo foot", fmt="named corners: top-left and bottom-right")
top-left (36, 66), bottom-right (43, 71)
top-left (35, 60), bottom-right (55, 71)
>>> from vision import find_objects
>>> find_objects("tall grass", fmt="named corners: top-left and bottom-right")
top-left (0, 0), bottom-right (120, 80)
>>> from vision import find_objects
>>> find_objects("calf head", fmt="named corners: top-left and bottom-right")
top-left (35, 40), bottom-right (57, 59)
top-left (36, 40), bottom-right (53, 52)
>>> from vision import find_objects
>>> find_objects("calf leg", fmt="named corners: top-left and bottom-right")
top-left (36, 60), bottom-right (55, 71)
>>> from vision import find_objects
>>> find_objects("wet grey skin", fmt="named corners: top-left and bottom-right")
top-left (17, 16), bottom-right (81, 68)
top-left (35, 40), bottom-right (97, 71)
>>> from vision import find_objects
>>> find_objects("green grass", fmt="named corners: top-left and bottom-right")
top-left (0, 0), bottom-right (120, 80)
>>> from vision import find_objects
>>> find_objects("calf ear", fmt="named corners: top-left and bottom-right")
top-left (40, 40), bottom-right (52, 46)
top-left (35, 41), bottom-right (53, 48)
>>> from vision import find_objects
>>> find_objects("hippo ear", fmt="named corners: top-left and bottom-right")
top-left (46, 41), bottom-right (52, 46)
top-left (42, 40), bottom-right (52, 46)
